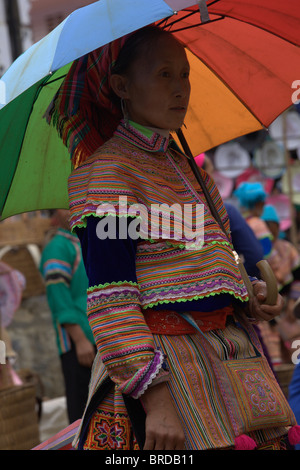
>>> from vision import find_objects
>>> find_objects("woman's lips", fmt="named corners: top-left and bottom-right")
top-left (170, 106), bottom-right (186, 112)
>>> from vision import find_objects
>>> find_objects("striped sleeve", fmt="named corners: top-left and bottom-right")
top-left (40, 238), bottom-right (81, 327)
top-left (42, 258), bottom-right (73, 287)
top-left (76, 216), bottom-right (168, 398)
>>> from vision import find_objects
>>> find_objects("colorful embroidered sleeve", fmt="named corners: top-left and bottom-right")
top-left (76, 216), bottom-right (168, 399)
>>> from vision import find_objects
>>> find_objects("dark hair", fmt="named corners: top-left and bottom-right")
top-left (111, 25), bottom-right (173, 76)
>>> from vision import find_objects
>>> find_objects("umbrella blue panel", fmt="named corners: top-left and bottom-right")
top-left (0, 0), bottom-right (174, 109)
top-left (0, 21), bottom-right (67, 109)
top-left (53, 0), bottom-right (174, 70)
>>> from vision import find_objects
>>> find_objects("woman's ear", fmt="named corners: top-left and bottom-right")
top-left (110, 74), bottom-right (130, 99)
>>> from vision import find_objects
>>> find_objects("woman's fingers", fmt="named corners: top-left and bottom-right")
top-left (143, 415), bottom-right (185, 450)
top-left (250, 281), bottom-right (284, 321)
top-left (141, 382), bottom-right (185, 451)
top-left (143, 433), bottom-right (155, 450)
top-left (252, 281), bottom-right (267, 302)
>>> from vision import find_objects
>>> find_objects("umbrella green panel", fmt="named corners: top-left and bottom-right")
top-left (0, 82), bottom-right (42, 219)
top-left (0, 70), bottom-right (71, 221)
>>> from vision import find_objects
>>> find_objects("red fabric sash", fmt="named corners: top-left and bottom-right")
top-left (143, 305), bottom-right (234, 335)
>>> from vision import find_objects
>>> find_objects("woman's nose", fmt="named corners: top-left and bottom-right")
top-left (174, 79), bottom-right (190, 98)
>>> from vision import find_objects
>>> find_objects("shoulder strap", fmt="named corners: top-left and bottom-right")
top-left (176, 129), bottom-right (278, 305)
top-left (176, 129), bottom-right (229, 239)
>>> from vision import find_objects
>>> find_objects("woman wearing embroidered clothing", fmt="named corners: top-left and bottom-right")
top-left (46, 26), bottom-right (300, 450)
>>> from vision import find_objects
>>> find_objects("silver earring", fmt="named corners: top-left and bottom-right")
top-left (121, 98), bottom-right (129, 128)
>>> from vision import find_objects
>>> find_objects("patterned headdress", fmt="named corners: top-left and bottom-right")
top-left (45, 35), bottom-right (130, 169)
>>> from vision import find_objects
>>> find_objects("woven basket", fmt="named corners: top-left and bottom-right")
top-left (0, 383), bottom-right (40, 450)
top-left (274, 363), bottom-right (295, 399)
top-left (1, 246), bottom-right (45, 299)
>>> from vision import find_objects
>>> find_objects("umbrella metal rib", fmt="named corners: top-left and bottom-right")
top-left (168, 16), bottom-right (224, 32)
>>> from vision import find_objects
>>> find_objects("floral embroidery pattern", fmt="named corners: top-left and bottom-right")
top-left (237, 369), bottom-right (283, 419)
top-left (243, 372), bottom-right (278, 415)
top-left (84, 411), bottom-right (138, 450)
top-left (94, 419), bottom-right (125, 448)
top-left (223, 358), bottom-right (294, 432)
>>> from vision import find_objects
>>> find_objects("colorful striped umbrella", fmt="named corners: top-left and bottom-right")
top-left (0, 0), bottom-right (300, 220)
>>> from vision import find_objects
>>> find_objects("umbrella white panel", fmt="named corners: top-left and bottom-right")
top-left (0, 0), bottom-right (176, 108)
top-left (0, 20), bottom-right (67, 109)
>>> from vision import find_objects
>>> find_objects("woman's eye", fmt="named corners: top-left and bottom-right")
top-left (161, 71), bottom-right (171, 77)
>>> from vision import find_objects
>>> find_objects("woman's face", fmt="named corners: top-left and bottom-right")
top-left (113, 34), bottom-right (191, 130)
top-left (52, 209), bottom-right (70, 230)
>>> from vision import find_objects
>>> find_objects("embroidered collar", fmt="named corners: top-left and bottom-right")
top-left (114, 119), bottom-right (170, 153)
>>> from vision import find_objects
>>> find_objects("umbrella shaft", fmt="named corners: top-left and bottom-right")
top-left (176, 129), bottom-right (228, 238)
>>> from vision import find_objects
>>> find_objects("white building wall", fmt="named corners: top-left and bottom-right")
top-left (18, 0), bottom-right (33, 52)
top-left (0, 0), bottom-right (93, 76)
top-left (0, 0), bottom-right (33, 76)
top-left (0, 0), bottom-right (13, 76)
top-left (30, 0), bottom-right (93, 42)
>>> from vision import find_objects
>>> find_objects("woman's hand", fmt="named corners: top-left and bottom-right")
top-left (249, 281), bottom-right (284, 322)
top-left (64, 323), bottom-right (96, 368)
top-left (74, 336), bottom-right (96, 368)
top-left (140, 382), bottom-right (185, 450)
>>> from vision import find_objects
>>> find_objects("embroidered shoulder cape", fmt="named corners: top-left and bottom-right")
top-left (69, 121), bottom-right (247, 306)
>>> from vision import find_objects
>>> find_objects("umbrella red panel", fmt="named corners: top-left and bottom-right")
top-left (168, 6), bottom-right (300, 128)
top-left (208, 0), bottom-right (300, 46)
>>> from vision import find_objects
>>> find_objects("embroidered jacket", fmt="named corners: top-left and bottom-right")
top-left (68, 121), bottom-right (248, 398)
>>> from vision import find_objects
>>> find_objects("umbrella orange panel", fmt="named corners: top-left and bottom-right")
top-left (183, 48), bottom-right (262, 156)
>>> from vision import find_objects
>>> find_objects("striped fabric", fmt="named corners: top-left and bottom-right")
top-left (46, 36), bottom-right (130, 169)
top-left (68, 120), bottom-right (249, 311)
top-left (42, 258), bottom-right (73, 287)
top-left (40, 228), bottom-right (94, 355)
top-left (42, 230), bottom-right (81, 287)
top-left (67, 121), bottom-right (296, 450)
top-left (67, 121), bottom-right (252, 433)
top-left (87, 280), bottom-right (166, 398)
top-left (74, 317), bottom-right (292, 450)
top-left (55, 321), bottom-right (72, 355)
top-left (33, 420), bottom-right (81, 450)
